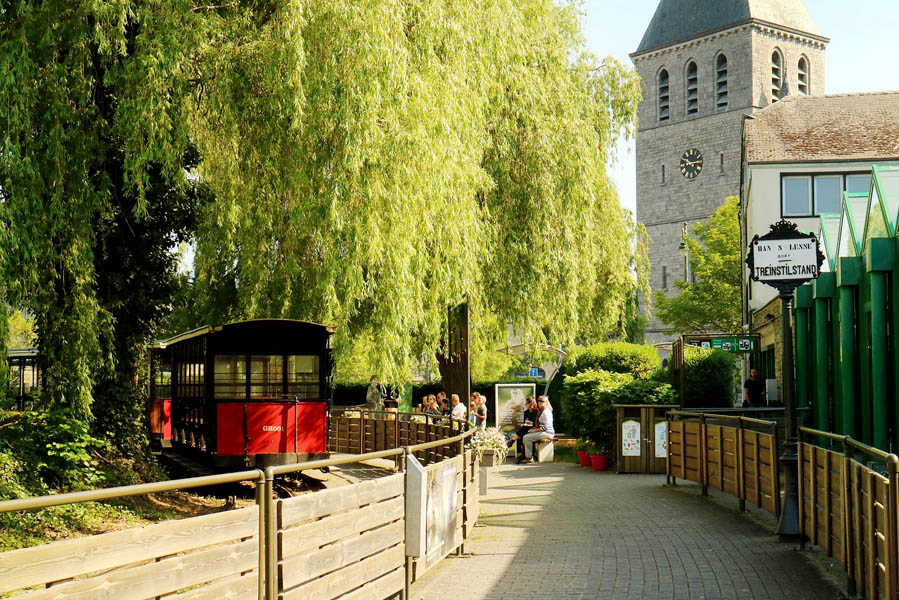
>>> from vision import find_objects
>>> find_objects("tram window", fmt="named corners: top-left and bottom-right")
top-left (250, 355), bottom-right (284, 398)
top-left (288, 355), bottom-right (320, 399)
top-left (215, 355), bottom-right (247, 399)
top-left (154, 362), bottom-right (172, 399)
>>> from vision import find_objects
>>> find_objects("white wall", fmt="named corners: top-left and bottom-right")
top-left (742, 160), bottom-right (896, 313)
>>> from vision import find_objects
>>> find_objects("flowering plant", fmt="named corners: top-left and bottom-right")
top-left (470, 427), bottom-right (509, 463)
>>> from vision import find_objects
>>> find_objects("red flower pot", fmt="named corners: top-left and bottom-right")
top-left (589, 454), bottom-right (608, 472)
top-left (576, 450), bottom-right (590, 467)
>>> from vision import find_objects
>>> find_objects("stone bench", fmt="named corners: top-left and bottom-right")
top-left (535, 439), bottom-right (554, 463)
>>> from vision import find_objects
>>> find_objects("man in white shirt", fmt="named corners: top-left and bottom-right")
top-left (451, 394), bottom-right (467, 421)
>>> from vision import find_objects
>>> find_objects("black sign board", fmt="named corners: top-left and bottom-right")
top-left (745, 220), bottom-right (825, 293)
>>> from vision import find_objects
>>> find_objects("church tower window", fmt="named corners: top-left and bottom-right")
top-left (685, 61), bottom-right (698, 115)
top-left (771, 49), bottom-right (784, 101)
top-left (715, 54), bottom-right (728, 111)
top-left (658, 69), bottom-right (670, 122)
top-left (798, 56), bottom-right (809, 95)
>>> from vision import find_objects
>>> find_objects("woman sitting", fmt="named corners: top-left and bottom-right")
top-left (513, 396), bottom-right (538, 462)
top-left (521, 396), bottom-right (554, 464)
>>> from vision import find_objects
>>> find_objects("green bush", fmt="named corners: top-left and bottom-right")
top-left (559, 369), bottom-right (675, 453)
top-left (681, 348), bottom-right (736, 408)
top-left (0, 409), bottom-right (104, 492)
top-left (568, 342), bottom-right (660, 379)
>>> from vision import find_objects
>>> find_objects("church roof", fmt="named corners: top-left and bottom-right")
top-left (744, 92), bottom-right (899, 164)
top-left (634, 0), bottom-right (824, 55)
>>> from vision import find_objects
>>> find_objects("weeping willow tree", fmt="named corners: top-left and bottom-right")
top-left (1, 0), bottom-right (646, 424)
top-left (0, 1), bottom-right (281, 423)
top-left (188, 0), bottom-right (647, 381)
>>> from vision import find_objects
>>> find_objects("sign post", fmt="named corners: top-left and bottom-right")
top-left (745, 220), bottom-right (824, 539)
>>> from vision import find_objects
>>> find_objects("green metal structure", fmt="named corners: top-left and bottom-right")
top-left (795, 165), bottom-right (899, 451)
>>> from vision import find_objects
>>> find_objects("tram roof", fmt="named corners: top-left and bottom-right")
top-left (152, 319), bottom-right (335, 349)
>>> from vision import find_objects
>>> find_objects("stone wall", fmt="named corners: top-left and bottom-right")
top-left (632, 23), bottom-right (826, 342)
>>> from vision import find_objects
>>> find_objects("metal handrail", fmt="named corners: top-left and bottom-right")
top-left (668, 410), bottom-right (777, 430)
top-left (800, 426), bottom-right (899, 465)
top-left (0, 469), bottom-right (265, 514)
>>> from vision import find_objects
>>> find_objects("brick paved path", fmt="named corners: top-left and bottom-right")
top-left (411, 462), bottom-right (841, 600)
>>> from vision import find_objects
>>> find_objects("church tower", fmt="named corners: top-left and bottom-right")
top-left (631, 0), bottom-right (828, 342)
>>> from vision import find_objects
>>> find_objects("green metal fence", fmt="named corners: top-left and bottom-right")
top-left (797, 165), bottom-right (899, 452)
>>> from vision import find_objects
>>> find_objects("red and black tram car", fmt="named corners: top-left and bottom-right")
top-left (149, 319), bottom-right (333, 470)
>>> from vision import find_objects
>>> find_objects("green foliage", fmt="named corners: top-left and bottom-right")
top-left (7, 309), bottom-right (34, 349)
top-left (655, 196), bottom-right (742, 333)
top-left (187, 1), bottom-right (646, 382)
top-left (559, 369), bottom-right (674, 451)
top-left (681, 348), bottom-right (736, 408)
top-left (567, 342), bottom-right (661, 379)
top-left (0, 409), bottom-right (104, 491)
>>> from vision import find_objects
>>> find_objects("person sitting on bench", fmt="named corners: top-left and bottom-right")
top-left (513, 396), bottom-right (538, 463)
top-left (522, 396), bottom-right (554, 464)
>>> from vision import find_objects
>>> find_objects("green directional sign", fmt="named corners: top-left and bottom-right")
top-left (710, 337), bottom-right (754, 353)
top-left (687, 336), bottom-right (756, 353)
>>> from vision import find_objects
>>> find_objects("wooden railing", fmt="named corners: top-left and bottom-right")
top-left (0, 412), bottom-right (480, 600)
top-left (329, 408), bottom-right (467, 466)
top-left (799, 427), bottom-right (899, 600)
top-left (667, 411), bottom-right (781, 516)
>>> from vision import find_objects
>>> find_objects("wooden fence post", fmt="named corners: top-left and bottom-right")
top-left (737, 418), bottom-right (746, 512)
top-left (887, 457), bottom-right (899, 600)
top-left (842, 438), bottom-right (856, 597)
top-left (666, 414), bottom-right (671, 486)
top-left (700, 414), bottom-right (708, 496)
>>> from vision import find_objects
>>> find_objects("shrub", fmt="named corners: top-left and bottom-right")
top-left (568, 342), bottom-right (661, 379)
top-left (559, 369), bottom-right (675, 453)
top-left (681, 348), bottom-right (736, 408)
top-left (0, 408), bottom-right (104, 491)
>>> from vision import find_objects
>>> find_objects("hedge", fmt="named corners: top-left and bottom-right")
top-left (559, 369), bottom-right (676, 453)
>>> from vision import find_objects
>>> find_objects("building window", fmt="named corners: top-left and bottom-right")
top-left (782, 173), bottom-right (874, 217)
top-left (720, 152), bottom-right (725, 173)
top-left (658, 69), bottom-right (670, 122)
top-left (685, 61), bottom-right (698, 115)
top-left (715, 54), bottom-right (728, 110)
top-left (661, 164), bottom-right (666, 184)
top-left (771, 49), bottom-right (783, 101)
top-left (798, 56), bottom-right (809, 95)
top-left (847, 174), bottom-right (871, 194)
top-left (662, 266), bottom-right (668, 289)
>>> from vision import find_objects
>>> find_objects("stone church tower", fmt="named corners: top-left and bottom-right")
top-left (631, 0), bottom-right (828, 343)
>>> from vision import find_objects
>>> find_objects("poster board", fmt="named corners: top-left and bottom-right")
top-left (493, 383), bottom-right (537, 434)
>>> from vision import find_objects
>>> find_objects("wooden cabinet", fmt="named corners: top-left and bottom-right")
top-left (615, 405), bottom-right (679, 473)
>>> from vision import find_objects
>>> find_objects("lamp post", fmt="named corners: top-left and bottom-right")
top-left (745, 220), bottom-right (824, 541)
top-left (679, 222), bottom-right (690, 282)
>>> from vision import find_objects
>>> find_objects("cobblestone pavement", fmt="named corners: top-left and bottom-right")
top-left (410, 462), bottom-right (842, 600)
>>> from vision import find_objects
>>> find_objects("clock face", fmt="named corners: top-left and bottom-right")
top-left (680, 148), bottom-right (703, 179)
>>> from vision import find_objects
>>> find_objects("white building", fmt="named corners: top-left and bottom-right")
top-left (740, 91), bottom-right (899, 390)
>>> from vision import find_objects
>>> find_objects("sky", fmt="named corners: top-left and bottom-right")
top-left (581, 0), bottom-right (899, 218)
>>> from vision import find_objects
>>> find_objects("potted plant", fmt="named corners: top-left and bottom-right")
top-left (471, 427), bottom-right (509, 467)
top-left (575, 439), bottom-right (592, 467)
top-left (589, 438), bottom-right (611, 472)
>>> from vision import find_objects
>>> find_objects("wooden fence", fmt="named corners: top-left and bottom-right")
top-left (0, 413), bottom-right (480, 600)
top-left (799, 427), bottom-right (899, 600)
top-left (329, 409), bottom-right (465, 465)
top-left (0, 504), bottom-right (260, 600)
top-left (667, 411), bottom-right (781, 516)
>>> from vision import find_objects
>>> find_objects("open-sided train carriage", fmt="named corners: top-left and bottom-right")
top-left (149, 319), bottom-right (333, 470)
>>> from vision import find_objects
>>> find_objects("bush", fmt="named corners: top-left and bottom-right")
top-left (681, 348), bottom-right (736, 408)
top-left (0, 409), bottom-right (104, 492)
top-left (559, 369), bottom-right (675, 453)
top-left (567, 342), bottom-right (660, 379)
